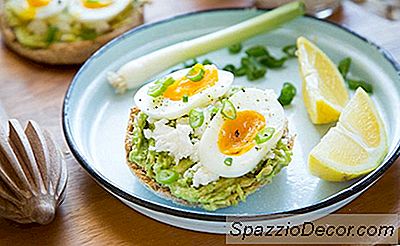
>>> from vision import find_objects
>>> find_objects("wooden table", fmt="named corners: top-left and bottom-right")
top-left (0, 1), bottom-right (398, 245)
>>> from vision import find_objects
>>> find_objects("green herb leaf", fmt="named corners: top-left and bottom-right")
top-left (228, 43), bottom-right (242, 54)
top-left (338, 57), bottom-right (352, 79)
top-left (182, 95), bottom-right (189, 102)
top-left (189, 109), bottom-right (205, 128)
top-left (278, 82), bottom-right (297, 106)
top-left (221, 99), bottom-right (237, 120)
top-left (346, 79), bottom-right (373, 93)
top-left (282, 44), bottom-right (297, 58)
top-left (224, 157), bottom-right (233, 166)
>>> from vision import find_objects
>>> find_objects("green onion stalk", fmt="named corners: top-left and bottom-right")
top-left (107, 2), bottom-right (305, 93)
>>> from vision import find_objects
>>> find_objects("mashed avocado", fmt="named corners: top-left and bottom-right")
top-left (128, 111), bottom-right (293, 211)
top-left (4, 2), bottom-right (138, 49)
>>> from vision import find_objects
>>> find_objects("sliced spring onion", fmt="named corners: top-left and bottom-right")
top-left (347, 79), bottom-right (373, 93)
top-left (147, 77), bottom-right (175, 97)
top-left (108, 2), bottom-right (305, 92)
top-left (221, 99), bottom-right (237, 120)
top-left (223, 64), bottom-right (237, 74)
top-left (245, 45), bottom-right (269, 57)
top-left (156, 170), bottom-right (179, 184)
top-left (224, 157), bottom-right (233, 166)
top-left (259, 55), bottom-right (287, 68)
top-left (282, 44), bottom-right (297, 58)
top-left (182, 95), bottom-right (189, 102)
top-left (338, 57), bottom-right (352, 79)
top-left (247, 67), bottom-right (266, 81)
top-left (189, 109), bottom-right (205, 128)
top-left (183, 59), bottom-right (198, 68)
top-left (228, 43), bottom-right (242, 54)
top-left (209, 105), bottom-right (220, 116)
top-left (235, 66), bottom-right (247, 76)
top-left (46, 26), bottom-right (58, 44)
top-left (202, 59), bottom-right (213, 65)
top-left (255, 127), bottom-right (275, 144)
top-left (186, 64), bottom-right (205, 82)
top-left (278, 82), bottom-right (297, 106)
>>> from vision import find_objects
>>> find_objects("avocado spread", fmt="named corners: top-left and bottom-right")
top-left (128, 111), bottom-right (293, 211)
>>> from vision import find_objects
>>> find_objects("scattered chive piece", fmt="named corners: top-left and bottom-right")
top-left (156, 170), bottom-right (179, 184)
top-left (221, 99), bottom-right (237, 120)
top-left (282, 44), bottom-right (297, 58)
top-left (189, 109), bottom-right (205, 128)
top-left (202, 59), bottom-right (213, 65)
top-left (246, 67), bottom-right (266, 81)
top-left (245, 45), bottom-right (269, 57)
top-left (235, 66), bottom-right (247, 76)
top-left (182, 95), bottom-right (189, 102)
top-left (46, 26), bottom-right (58, 44)
top-left (278, 82), bottom-right (297, 106)
top-left (255, 127), bottom-right (275, 144)
top-left (224, 157), bottom-right (233, 166)
top-left (186, 64), bottom-right (205, 82)
top-left (228, 43), bottom-right (242, 54)
top-left (147, 77), bottom-right (175, 97)
top-left (259, 55), bottom-right (287, 68)
top-left (223, 64), bottom-right (236, 74)
top-left (346, 79), bottom-right (373, 93)
top-left (338, 57), bottom-right (352, 79)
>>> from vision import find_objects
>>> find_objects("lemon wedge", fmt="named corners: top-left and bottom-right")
top-left (309, 88), bottom-right (388, 181)
top-left (297, 36), bottom-right (349, 124)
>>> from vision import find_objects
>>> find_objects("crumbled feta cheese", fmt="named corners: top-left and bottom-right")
top-left (144, 119), bottom-right (197, 163)
top-left (188, 164), bottom-right (219, 188)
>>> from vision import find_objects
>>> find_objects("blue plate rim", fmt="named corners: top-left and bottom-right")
top-left (62, 8), bottom-right (400, 222)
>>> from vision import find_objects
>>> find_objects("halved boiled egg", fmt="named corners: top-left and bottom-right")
top-left (199, 88), bottom-right (286, 178)
top-left (68, 0), bottom-right (131, 22)
top-left (8, 0), bottom-right (69, 20)
top-left (134, 65), bottom-right (233, 120)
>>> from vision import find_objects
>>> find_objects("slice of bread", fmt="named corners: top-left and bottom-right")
top-left (0, 7), bottom-right (143, 65)
top-left (125, 107), bottom-right (294, 209)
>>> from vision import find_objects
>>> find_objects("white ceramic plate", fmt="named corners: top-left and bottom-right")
top-left (63, 9), bottom-right (400, 233)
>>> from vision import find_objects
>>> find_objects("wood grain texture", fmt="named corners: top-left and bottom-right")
top-left (0, 1), bottom-right (398, 245)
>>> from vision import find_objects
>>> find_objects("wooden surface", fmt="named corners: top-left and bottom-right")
top-left (0, 1), bottom-right (399, 245)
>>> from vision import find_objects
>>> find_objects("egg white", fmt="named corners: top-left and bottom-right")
top-left (9, 0), bottom-right (69, 19)
top-left (134, 66), bottom-right (234, 120)
top-left (198, 88), bottom-right (286, 178)
top-left (68, 0), bottom-right (131, 22)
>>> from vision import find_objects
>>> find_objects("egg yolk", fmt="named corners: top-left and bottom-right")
top-left (163, 66), bottom-right (219, 101)
top-left (82, 0), bottom-right (113, 8)
top-left (27, 0), bottom-right (50, 7)
top-left (218, 110), bottom-right (266, 156)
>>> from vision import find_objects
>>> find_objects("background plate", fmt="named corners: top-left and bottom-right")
top-left (63, 9), bottom-right (400, 221)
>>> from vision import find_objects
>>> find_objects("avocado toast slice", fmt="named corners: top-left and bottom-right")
top-left (125, 107), bottom-right (294, 211)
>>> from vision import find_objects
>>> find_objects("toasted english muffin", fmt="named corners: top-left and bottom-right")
top-left (0, 2), bottom-right (144, 64)
top-left (125, 107), bottom-right (294, 210)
